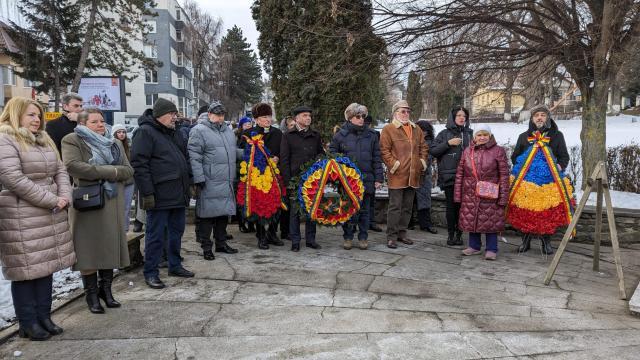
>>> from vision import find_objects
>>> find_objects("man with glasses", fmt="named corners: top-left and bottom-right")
top-left (131, 98), bottom-right (195, 289)
top-left (380, 100), bottom-right (429, 249)
top-left (46, 92), bottom-right (83, 156)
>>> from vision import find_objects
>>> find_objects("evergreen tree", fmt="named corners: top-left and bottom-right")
top-left (215, 25), bottom-right (263, 120)
top-left (252, 0), bottom-right (387, 138)
top-left (4, 0), bottom-right (83, 110)
top-left (406, 71), bottom-right (422, 120)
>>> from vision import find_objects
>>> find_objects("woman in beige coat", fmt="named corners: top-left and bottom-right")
top-left (0, 97), bottom-right (76, 340)
top-left (62, 108), bottom-right (133, 314)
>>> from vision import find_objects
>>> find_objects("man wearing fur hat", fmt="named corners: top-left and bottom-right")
top-left (380, 100), bottom-right (429, 249)
top-left (508, 104), bottom-right (571, 255)
top-left (239, 103), bottom-right (285, 250)
top-left (131, 98), bottom-right (195, 289)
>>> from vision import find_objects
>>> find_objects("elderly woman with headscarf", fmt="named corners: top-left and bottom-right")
top-left (62, 108), bottom-right (134, 314)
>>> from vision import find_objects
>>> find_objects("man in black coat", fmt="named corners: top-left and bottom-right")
top-left (329, 103), bottom-right (383, 250)
top-left (46, 92), bottom-right (83, 156)
top-left (430, 106), bottom-right (473, 246)
top-left (511, 104), bottom-right (569, 254)
top-left (239, 103), bottom-right (285, 250)
top-left (279, 105), bottom-right (325, 252)
top-left (131, 98), bottom-right (194, 289)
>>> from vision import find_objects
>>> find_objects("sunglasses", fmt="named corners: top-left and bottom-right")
top-left (398, 109), bottom-right (412, 114)
top-left (354, 114), bottom-right (367, 119)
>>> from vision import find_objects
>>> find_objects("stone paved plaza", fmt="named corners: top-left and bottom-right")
top-left (2, 224), bottom-right (640, 359)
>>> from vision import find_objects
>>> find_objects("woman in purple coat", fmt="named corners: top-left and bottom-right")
top-left (454, 125), bottom-right (510, 260)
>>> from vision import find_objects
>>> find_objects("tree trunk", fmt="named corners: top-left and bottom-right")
top-left (579, 83), bottom-right (608, 189)
top-left (71, 0), bottom-right (99, 92)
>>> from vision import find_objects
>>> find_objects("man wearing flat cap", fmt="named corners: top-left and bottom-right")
top-left (131, 98), bottom-right (195, 289)
top-left (239, 102), bottom-right (285, 250)
top-left (279, 105), bottom-right (325, 252)
top-left (380, 100), bottom-right (429, 249)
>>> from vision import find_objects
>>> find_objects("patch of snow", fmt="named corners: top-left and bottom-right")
top-left (575, 189), bottom-right (640, 210)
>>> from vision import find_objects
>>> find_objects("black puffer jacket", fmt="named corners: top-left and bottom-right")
top-left (329, 122), bottom-right (384, 194)
top-left (279, 127), bottom-right (324, 186)
top-left (511, 117), bottom-right (570, 169)
top-left (131, 109), bottom-right (191, 210)
top-left (430, 108), bottom-right (473, 188)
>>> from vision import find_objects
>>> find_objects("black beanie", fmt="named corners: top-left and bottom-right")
top-left (152, 98), bottom-right (178, 118)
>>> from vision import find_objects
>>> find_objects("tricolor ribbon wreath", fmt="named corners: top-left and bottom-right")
top-left (297, 156), bottom-right (365, 226)
top-left (236, 132), bottom-right (287, 224)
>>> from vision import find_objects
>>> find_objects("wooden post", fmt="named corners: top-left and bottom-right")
top-left (593, 178), bottom-right (603, 272)
top-left (601, 167), bottom-right (627, 300)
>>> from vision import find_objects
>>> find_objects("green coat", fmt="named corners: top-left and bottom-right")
top-left (62, 133), bottom-right (133, 270)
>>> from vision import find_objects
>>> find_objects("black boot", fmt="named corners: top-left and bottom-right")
top-left (267, 231), bottom-right (284, 246)
top-left (454, 230), bottom-right (464, 246)
top-left (258, 237), bottom-right (269, 250)
top-left (98, 269), bottom-right (121, 308)
top-left (132, 220), bottom-right (143, 232)
top-left (81, 273), bottom-right (105, 314)
top-left (239, 221), bottom-right (250, 233)
top-left (247, 222), bottom-right (256, 233)
top-left (446, 231), bottom-right (456, 246)
top-left (541, 235), bottom-right (554, 255)
top-left (203, 250), bottom-right (215, 260)
top-left (39, 318), bottom-right (63, 335)
top-left (18, 323), bottom-right (51, 341)
top-left (417, 209), bottom-right (429, 230)
top-left (517, 233), bottom-right (531, 253)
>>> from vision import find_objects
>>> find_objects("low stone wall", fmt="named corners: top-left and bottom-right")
top-left (373, 194), bottom-right (640, 244)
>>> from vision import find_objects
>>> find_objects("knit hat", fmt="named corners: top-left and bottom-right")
top-left (208, 100), bottom-right (226, 115)
top-left (292, 105), bottom-right (313, 116)
top-left (473, 123), bottom-right (492, 137)
top-left (344, 103), bottom-right (368, 121)
top-left (152, 98), bottom-right (178, 118)
top-left (238, 117), bottom-right (252, 128)
top-left (111, 124), bottom-right (126, 136)
top-left (392, 100), bottom-right (411, 114)
top-left (252, 103), bottom-right (273, 118)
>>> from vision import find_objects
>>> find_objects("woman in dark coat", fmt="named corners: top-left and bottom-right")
top-left (454, 124), bottom-right (510, 260)
top-left (430, 106), bottom-right (473, 246)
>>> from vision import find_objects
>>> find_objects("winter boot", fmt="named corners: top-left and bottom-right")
top-left (446, 231), bottom-right (456, 246)
top-left (454, 230), bottom-right (464, 246)
top-left (517, 234), bottom-right (531, 253)
top-left (97, 269), bottom-right (121, 308)
top-left (343, 239), bottom-right (353, 250)
top-left (541, 235), bottom-right (554, 255)
top-left (258, 237), bottom-right (269, 250)
top-left (82, 273), bottom-right (105, 314)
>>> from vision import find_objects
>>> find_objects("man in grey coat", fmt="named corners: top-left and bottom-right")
top-left (188, 100), bottom-right (239, 260)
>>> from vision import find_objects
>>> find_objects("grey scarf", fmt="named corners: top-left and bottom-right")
top-left (74, 125), bottom-right (121, 198)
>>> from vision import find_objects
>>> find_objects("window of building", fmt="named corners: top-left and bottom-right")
top-left (178, 97), bottom-right (187, 115)
top-left (177, 52), bottom-right (183, 66)
top-left (145, 68), bottom-right (158, 83)
top-left (184, 77), bottom-right (192, 93)
top-left (176, 6), bottom-right (182, 21)
top-left (24, 79), bottom-right (37, 88)
top-left (1, 66), bottom-right (16, 86)
top-left (143, 43), bottom-right (157, 58)
top-left (176, 29), bottom-right (183, 42)
top-left (145, 93), bottom-right (159, 106)
top-left (177, 74), bottom-right (184, 89)
top-left (145, 20), bottom-right (157, 33)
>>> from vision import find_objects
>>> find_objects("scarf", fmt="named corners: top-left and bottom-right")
top-left (74, 125), bottom-right (121, 198)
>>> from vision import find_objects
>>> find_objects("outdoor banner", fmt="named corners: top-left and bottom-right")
top-left (77, 77), bottom-right (126, 112)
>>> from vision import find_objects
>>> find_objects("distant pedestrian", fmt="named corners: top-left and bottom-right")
top-left (46, 93), bottom-right (83, 156)
top-left (380, 100), bottom-right (428, 249)
top-left (280, 106), bottom-right (325, 251)
top-left (415, 120), bottom-right (438, 234)
top-left (131, 98), bottom-right (195, 289)
top-left (111, 124), bottom-right (135, 232)
top-left (188, 100), bottom-right (239, 260)
top-left (329, 103), bottom-right (383, 250)
top-left (0, 97), bottom-right (76, 340)
top-left (454, 125), bottom-right (510, 260)
top-left (62, 108), bottom-right (134, 313)
top-left (430, 106), bottom-right (473, 246)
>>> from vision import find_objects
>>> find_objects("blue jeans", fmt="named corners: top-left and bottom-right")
top-left (469, 232), bottom-right (498, 252)
top-left (342, 193), bottom-right (371, 240)
top-left (289, 210), bottom-right (317, 246)
top-left (144, 208), bottom-right (186, 278)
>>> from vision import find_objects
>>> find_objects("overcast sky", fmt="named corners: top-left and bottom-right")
top-left (191, 0), bottom-right (260, 52)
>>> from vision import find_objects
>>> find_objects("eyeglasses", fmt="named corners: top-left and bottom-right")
top-left (398, 109), bottom-right (412, 115)
top-left (354, 114), bottom-right (367, 119)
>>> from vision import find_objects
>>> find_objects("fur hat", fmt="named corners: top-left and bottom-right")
top-left (392, 100), bottom-right (411, 114)
top-left (473, 123), bottom-right (492, 137)
top-left (152, 98), bottom-right (178, 118)
top-left (344, 103), bottom-right (368, 121)
top-left (292, 105), bottom-right (313, 116)
top-left (252, 103), bottom-right (273, 118)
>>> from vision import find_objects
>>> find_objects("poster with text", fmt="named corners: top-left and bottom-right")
top-left (78, 77), bottom-right (124, 111)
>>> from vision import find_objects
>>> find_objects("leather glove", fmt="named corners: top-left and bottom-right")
top-left (194, 182), bottom-right (205, 198)
top-left (141, 195), bottom-right (155, 210)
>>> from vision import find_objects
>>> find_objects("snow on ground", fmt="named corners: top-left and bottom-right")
top-left (575, 189), bottom-right (640, 211)
top-left (0, 269), bottom-right (81, 329)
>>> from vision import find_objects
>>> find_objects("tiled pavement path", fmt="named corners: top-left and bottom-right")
top-left (2, 225), bottom-right (640, 359)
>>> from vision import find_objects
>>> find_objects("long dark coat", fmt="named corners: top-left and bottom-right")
top-left (454, 137), bottom-right (510, 233)
top-left (430, 109), bottom-right (473, 188)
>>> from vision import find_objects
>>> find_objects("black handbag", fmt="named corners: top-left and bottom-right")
top-left (72, 182), bottom-right (105, 211)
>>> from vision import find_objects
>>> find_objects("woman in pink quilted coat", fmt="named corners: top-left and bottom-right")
top-left (0, 97), bottom-right (76, 340)
top-left (454, 124), bottom-right (510, 260)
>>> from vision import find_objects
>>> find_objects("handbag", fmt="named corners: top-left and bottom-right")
top-left (72, 182), bottom-right (105, 211)
top-left (470, 146), bottom-right (499, 200)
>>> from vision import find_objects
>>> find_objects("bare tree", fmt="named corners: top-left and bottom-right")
top-left (375, 0), bottom-right (640, 184)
